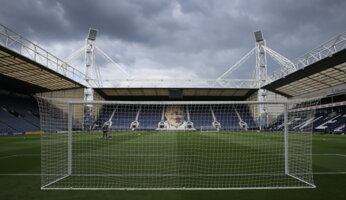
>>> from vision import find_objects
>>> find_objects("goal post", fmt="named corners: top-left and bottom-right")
top-left (37, 97), bottom-right (317, 190)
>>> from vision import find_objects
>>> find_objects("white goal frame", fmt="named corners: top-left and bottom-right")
top-left (38, 99), bottom-right (316, 190)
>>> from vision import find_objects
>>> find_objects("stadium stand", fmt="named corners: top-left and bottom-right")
top-left (237, 105), bottom-right (258, 129)
top-left (104, 105), bottom-right (138, 131)
top-left (268, 105), bottom-right (346, 134)
top-left (0, 90), bottom-right (40, 133)
top-left (189, 105), bottom-right (214, 130)
top-left (95, 104), bottom-right (260, 131)
top-left (137, 106), bottom-right (162, 131)
top-left (314, 110), bottom-right (346, 134)
top-left (0, 88), bottom-right (344, 135)
top-left (0, 24), bottom-right (345, 136)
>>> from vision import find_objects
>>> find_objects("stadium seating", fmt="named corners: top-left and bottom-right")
top-left (268, 109), bottom-right (346, 134)
top-left (0, 121), bottom-right (14, 133)
top-left (0, 92), bottom-right (40, 133)
top-left (137, 106), bottom-right (162, 131)
top-left (0, 90), bottom-right (344, 135)
top-left (314, 111), bottom-right (346, 134)
top-left (237, 105), bottom-right (258, 129)
top-left (97, 104), bottom-right (260, 131)
top-left (189, 106), bottom-right (214, 130)
top-left (103, 105), bottom-right (139, 131)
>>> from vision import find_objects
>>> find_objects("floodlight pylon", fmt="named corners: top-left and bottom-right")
top-left (83, 28), bottom-right (98, 130)
top-left (217, 30), bottom-right (298, 129)
top-left (254, 31), bottom-right (268, 130)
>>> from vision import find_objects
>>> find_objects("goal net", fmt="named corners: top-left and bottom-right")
top-left (37, 98), bottom-right (317, 190)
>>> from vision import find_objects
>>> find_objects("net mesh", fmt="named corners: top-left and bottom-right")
top-left (37, 97), bottom-right (317, 190)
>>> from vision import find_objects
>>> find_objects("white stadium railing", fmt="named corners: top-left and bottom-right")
top-left (268, 31), bottom-right (346, 83)
top-left (2, 23), bottom-right (343, 89)
top-left (0, 24), bottom-right (93, 87)
top-left (91, 78), bottom-right (260, 88)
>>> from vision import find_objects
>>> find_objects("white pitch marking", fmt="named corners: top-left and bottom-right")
top-left (0, 154), bottom-right (18, 159)
top-left (1, 153), bottom-right (345, 159)
top-left (1, 172), bottom-right (346, 176)
top-left (312, 154), bottom-right (346, 157)
top-left (17, 154), bottom-right (40, 156)
top-left (0, 154), bottom-right (40, 159)
top-left (0, 173), bottom-right (41, 176)
top-left (312, 172), bottom-right (346, 175)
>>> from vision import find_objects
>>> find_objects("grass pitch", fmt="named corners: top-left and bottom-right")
top-left (0, 133), bottom-right (345, 199)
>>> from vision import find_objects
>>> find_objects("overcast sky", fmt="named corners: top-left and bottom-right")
top-left (1, 0), bottom-right (345, 81)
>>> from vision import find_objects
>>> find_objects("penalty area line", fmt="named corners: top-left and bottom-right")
top-left (1, 172), bottom-right (346, 176)
top-left (312, 154), bottom-right (346, 158)
top-left (0, 154), bottom-right (40, 160)
top-left (0, 154), bottom-right (18, 159)
top-left (0, 173), bottom-right (41, 176)
top-left (312, 172), bottom-right (346, 175)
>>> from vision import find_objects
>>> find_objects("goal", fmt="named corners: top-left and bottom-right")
top-left (37, 98), bottom-right (317, 190)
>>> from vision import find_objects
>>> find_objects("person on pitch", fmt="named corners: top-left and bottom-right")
top-left (102, 120), bottom-right (112, 139)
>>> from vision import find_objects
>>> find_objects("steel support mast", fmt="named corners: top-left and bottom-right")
top-left (254, 31), bottom-right (268, 130)
top-left (83, 29), bottom-right (98, 130)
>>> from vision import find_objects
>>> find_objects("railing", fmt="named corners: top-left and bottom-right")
top-left (0, 24), bottom-right (90, 87)
top-left (0, 24), bottom-right (259, 89)
top-left (92, 78), bottom-right (260, 88)
top-left (268, 31), bottom-right (346, 83)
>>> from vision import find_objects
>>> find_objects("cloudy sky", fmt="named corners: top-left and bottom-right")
top-left (1, 0), bottom-right (345, 81)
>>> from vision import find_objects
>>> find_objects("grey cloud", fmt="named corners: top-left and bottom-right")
top-left (0, 0), bottom-right (345, 79)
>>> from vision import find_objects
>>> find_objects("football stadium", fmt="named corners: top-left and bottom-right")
top-left (0, 5), bottom-right (346, 200)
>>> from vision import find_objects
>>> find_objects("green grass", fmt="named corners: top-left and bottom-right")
top-left (47, 131), bottom-right (307, 189)
top-left (0, 133), bottom-right (346, 200)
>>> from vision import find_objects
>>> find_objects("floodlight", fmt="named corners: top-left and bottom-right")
top-left (88, 28), bottom-right (98, 41)
top-left (254, 30), bottom-right (263, 42)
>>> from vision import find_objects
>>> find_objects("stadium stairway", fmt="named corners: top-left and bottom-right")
top-left (268, 110), bottom-right (346, 134)
top-left (314, 111), bottom-right (346, 134)
top-left (237, 105), bottom-right (258, 129)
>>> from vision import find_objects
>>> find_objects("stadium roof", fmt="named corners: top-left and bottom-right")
top-left (0, 45), bottom-right (85, 93)
top-left (263, 49), bottom-right (346, 97)
top-left (95, 88), bottom-right (257, 101)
